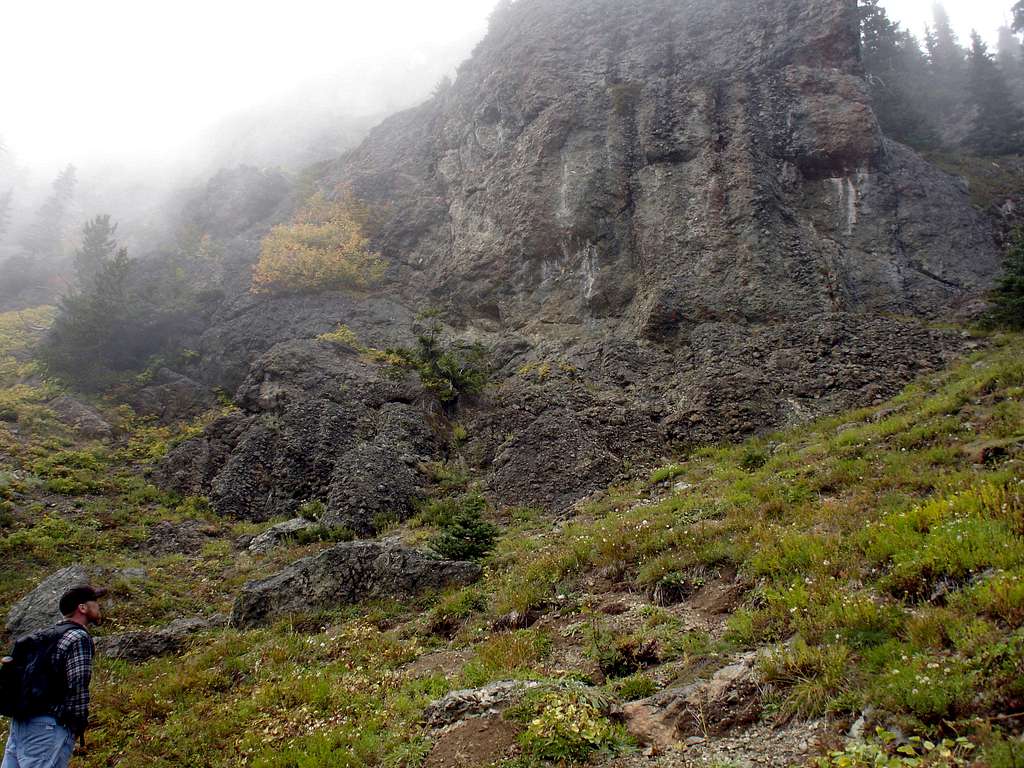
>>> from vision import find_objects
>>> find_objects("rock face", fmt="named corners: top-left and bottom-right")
top-left (160, 340), bottom-right (438, 526)
top-left (5, 565), bottom-right (92, 639)
top-left (164, 0), bottom-right (1000, 517)
top-left (231, 540), bottom-right (481, 627)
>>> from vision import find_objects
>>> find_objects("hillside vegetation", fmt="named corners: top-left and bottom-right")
top-left (0, 310), bottom-right (1023, 766)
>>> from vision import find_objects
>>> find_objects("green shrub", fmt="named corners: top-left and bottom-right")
top-left (430, 510), bottom-right (498, 561)
top-left (516, 688), bottom-right (631, 764)
top-left (385, 310), bottom-right (488, 405)
top-left (615, 674), bottom-right (658, 701)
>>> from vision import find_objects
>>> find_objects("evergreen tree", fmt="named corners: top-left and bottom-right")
top-left (988, 229), bottom-right (1024, 329)
top-left (924, 4), bottom-right (967, 129)
top-left (997, 24), bottom-right (1024, 106)
top-left (1014, 1), bottom-right (1024, 33)
top-left (966, 31), bottom-right (1024, 155)
top-left (43, 246), bottom-right (138, 386)
top-left (73, 214), bottom-right (118, 288)
top-left (860, 0), bottom-right (938, 147)
top-left (20, 164), bottom-right (77, 260)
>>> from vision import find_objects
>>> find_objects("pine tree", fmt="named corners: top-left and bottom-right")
top-left (966, 31), bottom-right (1024, 155)
top-left (924, 4), bottom-right (967, 134)
top-left (988, 229), bottom-right (1024, 329)
top-left (997, 25), bottom-right (1024, 107)
top-left (20, 164), bottom-right (77, 260)
top-left (73, 214), bottom-right (118, 288)
top-left (1014, 1), bottom-right (1024, 33)
top-left (860, 0), bottom-right (938, 148)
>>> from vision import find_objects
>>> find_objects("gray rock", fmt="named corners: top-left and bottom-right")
top-left (46, 396), bottom-right (112, 440)
top-left (424, 681), bottom-right (543, 727)
top-left (232, 540), bottom-right (481, 627)
top-left (622, 653), bottom-right (760, 746)
top-left (6, 565), bottom-right (93, 639)
top-left (145, 520), bottom-right (217, 556)
top-left (247, 518), bottom-right (317, 554)
top-left (125, 368), bottom-right (217, 422)
top-left (95, 615), bottom-right (227, 662)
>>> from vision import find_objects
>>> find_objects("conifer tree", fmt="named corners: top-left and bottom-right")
top-left (997, 25), bottom-right (1024, 107)
top-left (20, 164), bottom-right (77, 260)
top-left (924, 4), bottom-right (967, 124)
top-left (860, 0), bottom-right (937, 148)
top-left (966, 31), bottom-right (1024, 155)
top-left (73, 214), bottom-right (118, 288)
top-left (988, 229), bottom-right (1024, 329)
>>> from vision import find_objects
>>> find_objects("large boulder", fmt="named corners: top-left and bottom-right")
top-left (95, 615), bottom-right (227, 662)
top-left (5, 565), bottom-right (93, 639)
top-left (46, 396), bottom-right (112, 440)
top-left (232, 540), bottom-right (481, 627)
top-left (622, 653), bottom-right (761, 747)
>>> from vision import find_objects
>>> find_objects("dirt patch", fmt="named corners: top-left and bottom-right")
top-left (424, 715), bottom-right (521, 768)
top-left (404, 649), bottom-right (472, 678)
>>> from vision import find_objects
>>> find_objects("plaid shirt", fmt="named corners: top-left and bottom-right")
top-left (51, 622), bottom-right (94, 735)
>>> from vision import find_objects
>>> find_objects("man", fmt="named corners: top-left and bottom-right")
top-left (1, 584), bottom-right (106, 768)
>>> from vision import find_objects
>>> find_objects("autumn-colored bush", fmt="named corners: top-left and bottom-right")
top-left (250, 192), bottom-right (385, 295)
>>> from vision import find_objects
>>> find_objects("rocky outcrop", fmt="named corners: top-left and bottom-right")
top-left (160, 339), bottom-right (438, 527)
top-left (124, 368), bottom-right (216, 422)
top-left (94, 615), bottom-right (227, 662)
top-left (144, 520), bottom-right (219, 556)
top-left (424, 681), bottom-right (543, 727)
top-left (231, 540), bottom-right (481, 627)
top-left (47, 396), bottom-right (112, 440)
top-left (246, 518), bottom-right (318, 555)
top-left (622, 654), bottom-right (761, 747)
top-left (5, 565), bottom-right (93, 639)
top-left (161, 0), bottom-right (1000, 517)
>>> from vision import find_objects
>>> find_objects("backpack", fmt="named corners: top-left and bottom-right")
top-left (0, 624), bottom-right (79, 720)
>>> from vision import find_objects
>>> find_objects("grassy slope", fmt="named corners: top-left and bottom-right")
top-left (1, 308), bottom-right (1023, 767)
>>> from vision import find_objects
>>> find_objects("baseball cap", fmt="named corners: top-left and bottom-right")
top-left (59, 585), bottom-right (108, 616)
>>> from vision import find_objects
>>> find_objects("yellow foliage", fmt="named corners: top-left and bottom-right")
top-left (250, 192), bottom-right (385, 295)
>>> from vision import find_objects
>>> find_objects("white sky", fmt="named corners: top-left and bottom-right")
top-left (0, 0), bottom-right (494, 173)
top-left (0, 0), bottom-right (1014, 175)
top-left (881, 0), bottom-right (1012, 44)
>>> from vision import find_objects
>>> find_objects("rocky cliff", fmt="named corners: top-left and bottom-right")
top-left (164, 0), bottom-right (1000, 525)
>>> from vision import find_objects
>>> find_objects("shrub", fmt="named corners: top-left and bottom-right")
top-left (987, 228), bottom-right (1024, 330)
top-left (430, 508), bottom-right (498, 561)
top-left (316, 324), bottom-right (361, 348)
top-left (251, 192), bottom-right (385, 295)
top-left (516, 688), bottom-right (631, 764)
top-left (615, 674), bottom-right (658, 701)
top-left (386, 310), bottom-right (488, 405)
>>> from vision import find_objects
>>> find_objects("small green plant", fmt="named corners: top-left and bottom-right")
top-left (293, 525), bottom-right (355, 545)
top-left (298, 500), bottom-right (326, 521)
top-left (816, 727), bottom-right (975, 767)
top-left (739, 446), bottom-right (768, 471)
top-left (515, 688), bottom-right (631, 764)
top-left (614, 673), bottom-right (658, 701)
top-left (316, 324), bottom-right (361, 348)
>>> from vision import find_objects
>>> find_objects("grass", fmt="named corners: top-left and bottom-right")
top-left (2, 307), bottom-right (1024, 765)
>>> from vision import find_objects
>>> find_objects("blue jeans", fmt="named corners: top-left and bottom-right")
top-left (1, 717), bottom-right (74, 768)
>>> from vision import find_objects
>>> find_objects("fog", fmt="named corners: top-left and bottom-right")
top-left (0, 0), bottom-right (1016, 265)
top-left (881, 0), bottom-right (1011, 44)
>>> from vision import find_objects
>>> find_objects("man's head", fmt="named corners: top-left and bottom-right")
top-left (59, 584), bottom-right (107, 626)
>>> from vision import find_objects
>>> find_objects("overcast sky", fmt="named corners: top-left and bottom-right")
top-left (0, 0), bottom-right (1015, 176)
